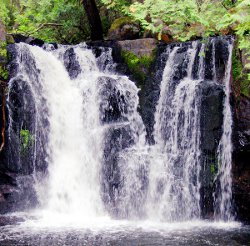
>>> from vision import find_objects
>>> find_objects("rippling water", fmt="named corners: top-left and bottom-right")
top-left (0, 213), bottom-right (249, 246)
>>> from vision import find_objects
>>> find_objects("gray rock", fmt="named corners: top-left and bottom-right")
top-left (118, 38), bottom-right (157, 57)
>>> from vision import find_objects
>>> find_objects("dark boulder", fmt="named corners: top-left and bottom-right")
top-left (10, 34), bottom-right (45, 47)
top-left (63, 48), bottom-right (81, 79)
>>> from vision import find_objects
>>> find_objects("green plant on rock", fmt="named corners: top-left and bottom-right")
top-left (20, 129), bottom-right (33, 153)
top-left (0, 66), bottom-right (8, 80)
top-left (121, 50), bottom-right (155, 87)
top-left (232, 48), bottom-right (250, 97)
top-left (0, 41), bottom-right (7, 58)
top-left (210, 163), bottom-right (215, 175)
top-left (0, 40), bottom-right (8, 80)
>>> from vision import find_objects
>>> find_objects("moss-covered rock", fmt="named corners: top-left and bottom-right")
top-left (107, 17), bottom-right (141, 40)
top-left (6, 34), bottom-right (15, 44)
top-left (20, 129), bottom-right (34, 155)
top-left (121, 49), bottom-right (155, 88)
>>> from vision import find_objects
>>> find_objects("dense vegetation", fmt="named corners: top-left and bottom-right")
top-left (0, 0), bottom-right (249, 93)
top-left (103, 0), bottom-right (250, 81)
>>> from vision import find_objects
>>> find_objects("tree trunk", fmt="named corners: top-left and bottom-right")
top-left (82, 0), bottom-right (103, 41)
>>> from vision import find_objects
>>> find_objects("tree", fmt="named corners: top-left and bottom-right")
top-left (81, 0), bottom-right (103, 40)
top-left (0, 0), bottom-right (104, 42)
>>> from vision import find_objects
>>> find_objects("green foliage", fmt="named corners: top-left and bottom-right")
top-left (0, 0), bottom-right (249, 84)
top-left (101, 0), bottom-right (250, 89)
top-left (0, 66), bottom-right (8, 80)
top-left (240, 79), bottom-right (250, 97)
top-left (0, 0), bottom-right (17, 30)
top-left (0, 41), bottom-right (7, 58)
top-left (121, 50), bottom-right (155, 86)
top-left (232, 49), bottom-right (250, 97)
top-left (210, 163), bottom-right (215, 174)
top-left (0, 0), bottom-right (91, 43)
top-left (20, 129), bottom-right (33, 153)
top-left (219, 0), bottom-right (250, 73)
top-left (232, 50), bottom-right (242, 81)
top-left (0, 40), bottom-right (8, 80)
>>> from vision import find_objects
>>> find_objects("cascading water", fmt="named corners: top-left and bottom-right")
top-left (116, 37), bottom-right (234, 222)
top-left (8, 43), bottom-right (144, 222)
top-left (214, 40), bottom-right (234, 220)
top-left (144, 43), bottom-right (203, 221)
top-left (6, 36), bottom-right (234, 225)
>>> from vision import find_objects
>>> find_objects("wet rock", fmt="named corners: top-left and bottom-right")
top-left (232, 95), bottom-right (250, 223)
top-left (0, 174), bottom-right (38, 214)
top-left (200, 81), bottom-right (224, 153)
top-left (10, 34), bottom-right (45, 47)
top-left (199, 80), bottom-right (225, 218)
top-left (63, 48), bottom-right (81, 79)
top-left (0, 215), bottom-right (25, 226)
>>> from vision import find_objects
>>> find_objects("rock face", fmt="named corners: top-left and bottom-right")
top-left (199, 81), bottom-right (224, 218)
top-left (118, 38), bottom-right (157, 57)
top-left (232, 95), bottom-right (250, 223)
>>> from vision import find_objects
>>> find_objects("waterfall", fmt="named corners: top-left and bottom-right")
top-left (8, 43), bottom-right (144, 220)
top-left (6, 36), bottom-right (234, 223)
top-left (214, 40), bottom-right (234, 220)
top-left (145, 42), bottom-right (203, 221)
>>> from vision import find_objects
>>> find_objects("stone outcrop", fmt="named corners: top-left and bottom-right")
top-left (117, 38), bottom-right (157, 57)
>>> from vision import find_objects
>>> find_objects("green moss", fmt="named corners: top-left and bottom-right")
top-left (240, 79), bottom-right (250, 97)
top-left (232, 49), bottom-right (250, 97)
top-left (6, 35), bottom-right (15, 44)
top-left (121, 50), bottom-right (155, 87)
top-left (0, 66), bottom-right (8, 80)
top-left (109, 17), bottom-right (134, 32)
top-left (0, 40), bottom-right (8, 80)
top-left (210, 163), bottom-right (215, 174)
top-left (0, 40), bottom-right (7, 58)
top-left (232, 51), bottom-right (242, 81)
top-left (20, 129), bottom-right (33, 153)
